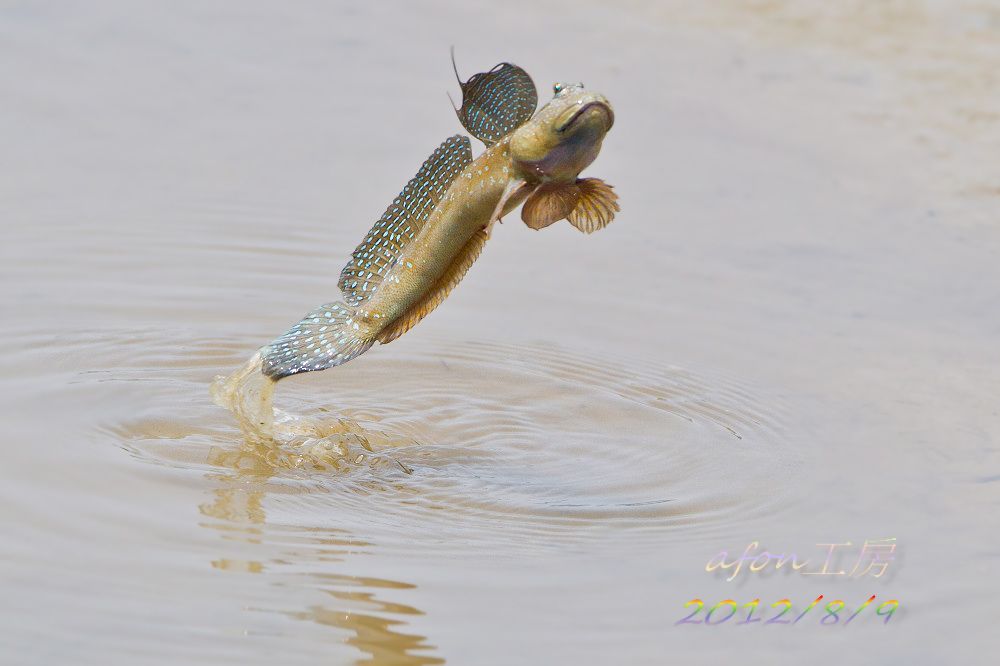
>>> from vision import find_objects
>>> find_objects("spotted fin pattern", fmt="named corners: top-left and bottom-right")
top-left (261, 302), bottom-right (373, 380)
top-left (377, 229), bottom-right (489, 344)
top-left (338, 135), bottom-right (473, 306)
top-left (456, 63), bottom-right (537, 146)
top-left (566, 178), bottom-right (619, 233)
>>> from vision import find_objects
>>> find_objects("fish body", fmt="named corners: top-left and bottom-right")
top-left (358, 139), bottom-right (525, 335)
top-left (258, 63), bottom-right (618, 380)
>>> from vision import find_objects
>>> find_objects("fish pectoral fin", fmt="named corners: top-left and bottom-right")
top-left (453, 55), bottom-right (538, 146)
top-left (521, 183), bottom-right (581, 230)
top-left (376, 229), bottom-right (490, 344)
top-left (566, 178), bottom-right (620, 234)
top-left (486, 179), bottom-right (530, 238)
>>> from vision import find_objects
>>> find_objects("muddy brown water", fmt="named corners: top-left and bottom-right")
top-left (2, 1), bottom-right (998, 663)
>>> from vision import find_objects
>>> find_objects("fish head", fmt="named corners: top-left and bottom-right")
top-left (510, 82), bottom-right (614, 184)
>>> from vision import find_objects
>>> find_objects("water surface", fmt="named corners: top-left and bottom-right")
top-left (2, 1), bottom-right (998, 663)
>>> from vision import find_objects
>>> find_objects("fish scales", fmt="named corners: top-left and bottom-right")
top-left (244, 60), bottom-right (617, 383)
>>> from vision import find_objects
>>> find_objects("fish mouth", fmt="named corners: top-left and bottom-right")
top-left (557, 101), bottom-right (615, 133)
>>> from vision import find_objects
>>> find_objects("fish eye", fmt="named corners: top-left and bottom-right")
top-left (553, 82), bottom-right (584, 96)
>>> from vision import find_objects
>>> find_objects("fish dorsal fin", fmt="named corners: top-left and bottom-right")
top-left (377, 228), bottom-right (489, 344)
top-left (339, 135), bottom-right (473, 306)
top-left (566, 178), bottom-right (619, 233)
top-left (454, 61), bottom-right (537, 146)
top-left (521, 183), bottom-right (581, 230)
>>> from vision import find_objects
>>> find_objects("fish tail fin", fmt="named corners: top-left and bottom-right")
top-left (260, 301), bottom-right (375, 380)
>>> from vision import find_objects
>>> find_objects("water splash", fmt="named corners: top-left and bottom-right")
top-left (209, 347), bottom-right (414, 474)
top-left (210, 349), bottom-right (276, 442)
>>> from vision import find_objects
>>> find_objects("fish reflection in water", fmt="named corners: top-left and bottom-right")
top-left (199, 445), bottom-right (443, 665)
top-left (105, 333), bottom-right (788, 663)
top-left (289, 576), bottom-right (444, 666)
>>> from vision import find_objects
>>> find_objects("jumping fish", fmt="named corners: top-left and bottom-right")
top-left (214, 58), bottom-right (617, 434)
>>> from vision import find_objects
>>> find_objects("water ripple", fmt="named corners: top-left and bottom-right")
top-left (61, 327), bottom-right (804, 554)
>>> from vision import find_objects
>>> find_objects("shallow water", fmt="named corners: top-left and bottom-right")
top-left (3, 1), bottom-right (998, 663)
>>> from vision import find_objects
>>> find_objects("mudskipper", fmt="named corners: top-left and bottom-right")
top-left (213, 58), bottom-right (618, 440)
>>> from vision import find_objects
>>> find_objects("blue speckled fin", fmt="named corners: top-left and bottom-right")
top-left (455, 62), bottom-right (537, 146)
top-left (261, 302), bottom-right (374, 380)
top-left (338, 135), bottom-right (473, 306)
